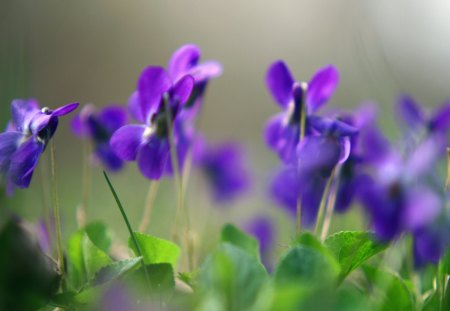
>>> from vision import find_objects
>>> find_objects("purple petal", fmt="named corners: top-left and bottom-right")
top-left (171, 75), bottom-right (195, 106)
top-left (405, 136), bottom-right (445, 179)
top-left (270, 167), bottom-right (299, 214)
top-left (429, 101), bottom-right (450, 133)
top-left (137, 137), bottom-right (170, 180)
top-left (245, 216), bottom-right (274, 255)
top-left (29, 113), bottom-right (54, 135)
top-left (110, 125), bottom-right (146, 161)
top-left (264, 114), bottom-right (285, 150)
top-left (95, 143), bottom-right (124, 172)
top-left (127, 91), bottom-right (145, 123)
top-left (297, 136), bottom-right (341, 177)
top-left (266, 60), bottom-right (295, 107)
top-left (188, 61), bottom-right (223, 82)
top-left (338, 137), bottom-right (351, 164)
top-left (264, 115), bottom-right (299, 164)
top-left (396, 94), bottom-right (425, 129)
top-left (9, 138), bottom-right (44, 188)
top-left (138, 66), bottom-right (172, 123)
top-left (168, 44), bottom-right (201, 82)
top-left (404, 186), bottom-right (441, 230)
top-left (11, 99), bottom-right (40, 132)
top-left (0, 131), bottom-right (23, 172)
top-left (52, 102), bottom-right (79, 116)
top-left (98, 105), bottom-right (128, 133)
top-left (71, 104), bottom-right (94, 137)
top-left (308, 116), bottom-right (358, 138)
top-left (358, 126), bottom-right (391, 164)
top-left (307, 65), bottom-right (339, 113)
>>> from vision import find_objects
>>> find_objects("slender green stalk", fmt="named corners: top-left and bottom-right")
top-left (39, 158), bottom-right (53, 250)
top-left (77, 139), bottom-right (91, 227)
top-left (314, 167), bottom-right (336, 237)
top-left (296, 82), bottom-right (308, 236)
top-left (103, 171), bottom-right (151, 286)
top-left (139, 181), bottom-right (159, 232)
top-left (320, 168), bottom-right (340, 241)
top-left (163, 94), bottom-right (193, 270)
top-left (50, 141), bottom-right (65, 279)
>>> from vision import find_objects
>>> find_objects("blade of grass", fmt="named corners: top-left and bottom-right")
top-left (103, 171), bottom-right (151, 287)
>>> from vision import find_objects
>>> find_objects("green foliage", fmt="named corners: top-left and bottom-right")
top-left (197, 242), bottom-right (268, 311)
top-left (325, 231), bottom-right (387, 279)
top-left (92, 257), bottom-right (142, 286)
top-left (221, 223), bottom-right (260, 260)
top-left (128, 231), bottom-right (181, 268)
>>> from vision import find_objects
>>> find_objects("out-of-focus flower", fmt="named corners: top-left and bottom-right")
top-left (244, 215), bottom-right (275, 270)
top-left (358, 135), bottom-right (445, 241)
top-left (0, 99), bottom-right (78, 191)
top-left (264, 61), bottom-right (339, 163)
top-left (396, 94), bottom-right (450, 135)
top-left (72, 104), bottom-right (127, 171)
top-left (111, 66), bottom-right (194, 180)
top-left (194, 140), bottom-right (250, 203)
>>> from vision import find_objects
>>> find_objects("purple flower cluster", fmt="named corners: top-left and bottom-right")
top-left (0, 99), bottom-right (78, 193)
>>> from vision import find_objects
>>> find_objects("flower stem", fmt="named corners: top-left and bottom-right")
top-left (77, 139), bottom-right (91, 228)
top-left (139, 181), bottom-right (159, 232)
top-left (320, 168), bottom-right (340, 241)
top-left (314, 167), bottom-right (336, 237)
top-left (296, 82), bottom-right (308, 236)
top-left (39, 159), bottom-right (53, 250)
top-left (50, 141), bottom-right (65, 280)
top-left (163, 95), bottom-right (193, 271)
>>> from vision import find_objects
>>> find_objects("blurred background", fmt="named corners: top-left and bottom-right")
top-left (1, 0), bottom-right (450, 260)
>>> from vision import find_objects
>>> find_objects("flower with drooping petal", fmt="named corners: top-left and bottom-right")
top-left (264, 60), bottom-right (339, 163)
top-left (72, 104), bottom-right (127, 171)
top-left (194, 139), bottom-right (250, 203)
top-left (110, 66), bottom-right (194, 180)
top-left (0, 99), bottom-right (78, 192)
top-left (244, 215), bottom-right (275, 270)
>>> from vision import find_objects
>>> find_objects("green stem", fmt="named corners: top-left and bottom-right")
top-left (139, 181), bottom-right (159, 232)
top-left (39, 158), bottom-right (53, 251)
top-left (320, 168), bottom-right (340, 241)
top-left (163, 94), bottom-right (193, 271)
top-left (77, 139), bottom-right (91, 227)
top-left (50, 141), bottom-right (65, 280)
top-left (314, 167), bottom-right (336, 237)
top-left (296, 82), bottom-right (308, 236)
top-left (103, 171), bottom-right (151, 287)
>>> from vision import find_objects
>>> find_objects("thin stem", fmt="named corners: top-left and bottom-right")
top-left (77, 139), bottom-right (91, 227)
top-left (314, 167), bottom-right (336, 237)
top-left (139, 181), bottom-right (159, 232)
top-left (320, 168), bottom-right (340, 241)
top-left (103, 171), bottom-right (151, 287)
top-left (50, 141), bottom-right (65, 279)
top-left (295, 82), bottom-right (308, 236)
top-left (39, 158), bottom-right (53, 251)
top-left (163, 95), bottom-right (193, 270)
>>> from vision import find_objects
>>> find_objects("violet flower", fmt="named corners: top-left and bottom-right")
top-left (357, 136), bottom-right (445, 241)
top-left (264, 61), bottom-right (339, 163)
top-left (72, 104), bottom-right (127, 171)
top-left (110, 66), bottom-right (194, 180)
top-left (396, 94), bottom-right (450, 135)
top-left (245, 215), bottom-right (275, 270)
top-left (194, 140), bottom-right (250, 203)
top-left (0, 99), bottom-right (78, 191)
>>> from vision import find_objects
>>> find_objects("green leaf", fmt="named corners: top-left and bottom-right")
top-left (362, 265), bottom-right (414, 311)
top-left (221, 223), bottom-right (260, 259)
top-left (92, 257), bottom-right (142, 286)
top-left (82, 233), bottom-right (113, 278)
top-left (325, 231), bottom-right (387, 279)
top-left (129, 231), bottom-right (181, 268)
top-left (198, 242), bottom-right (268, 311)
top-left (274, 244), bottom-right (340, 286)
top-left (84, 222), bottom-right (113, 253)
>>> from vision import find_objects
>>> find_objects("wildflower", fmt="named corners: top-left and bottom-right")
top-left (110, 66), bottom-right (194, 180)
top-left (264, 61), bottom-right (339, 163)
top-left (0, 99), bottom-right (78, 190)
top-left (245, 215), bottom-right (275, 270)
top-left (194, 140), bottom-right (250, 203)
top-left (72, 104), bottom-right (127, 171)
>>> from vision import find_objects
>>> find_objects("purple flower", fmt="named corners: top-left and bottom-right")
top-left (396, 94), bottom-right (450, 135)
top-left (357, 136), bottom-right (445, 241)
top-left (72, 104), bottom-right (127, 171)
top-left (264, 61), bottom-right (339, 163)
top-left (0, 99), bottom-right (78, 191)
top-left (244, 215), bottom-right (275, 270)
top-left (194, 140), bottom-right (250, 203)
top-left (111, 66), bottom-right (194, 180)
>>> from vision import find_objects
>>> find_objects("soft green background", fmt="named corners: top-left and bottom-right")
top-left (1, 0), bottom-right (449, 261)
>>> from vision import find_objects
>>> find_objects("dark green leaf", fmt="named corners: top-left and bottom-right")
top-left (221, 223), bottom-right (260, 259)
top-left (325, 231), bottom-right (387, 279)
top-left (129, 231), bottom-right (181, 268)
top-left (92, 257), bottom-right (142, 286)
top-left (84, 222), bottom-right (113, 253)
